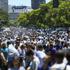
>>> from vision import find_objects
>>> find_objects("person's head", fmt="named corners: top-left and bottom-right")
top-left (16, 37), bottom-right (20, 41)
top-left (66, 49), bottom-right (70, 63)
top-left (15, 41), bottom-right (20, 46)
top-left (26, 44), bottom-right (35, 51)
top-left (7, 41), bottom-right (11, 46)
top-left (32, 37), bottom-right (35, 41)
top-left (26, 49), bottom-right (34, 61)
top-left (20, 44), bottom-right (25, 49)
top-left (55, 40), bottom-right (60, 45)
top-left (49, 43), bottom-right (53, 48)
top-left (64, 43), bottom-right (68, 48)
top-left (30, 44), bottom-right (35, 50)
top-left (15, 37), bottom-right (21, 46)
top-left (61, 41), bottom-right (64, 46)
top-left (37, 45), bottom-right (44, 51)
top-left (55, 50), bottom-right (64, 64)
top-left (1, 43), bottom-right (6, 48)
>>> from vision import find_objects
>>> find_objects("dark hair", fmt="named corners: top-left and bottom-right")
top-left (55, 50), bottom-right (64, 64)
top-left (7, 41), bottom-right (11, 45)
top-left (66, 49), bottom-right (70, 62)
top-left (26, 49), bottom-right (34, 56)
top-left (1, 43), bottom-right (6, 48)
top-left (64, 43), bottom-right (68, 48)
top-left (37, 45), bottom-right (43, 50)
top-left (20, 45), bottom-right (25, 49)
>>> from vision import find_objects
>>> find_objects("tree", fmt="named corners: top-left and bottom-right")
top-left (0, 9), bottom-right (8, 27)
top-left (16, 0), bottom-right (70, 28)
top-left (16, 13), bottom-right (29, 27)
top-left (44, 0), bottom-right (70, 27)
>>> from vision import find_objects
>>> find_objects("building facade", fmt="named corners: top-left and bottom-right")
top-left (31, 0), bottom-right (46, 9)
top-left (8, 5), bottom-right (32, 20)
top-left (0, 0), bottom-right (8, 12)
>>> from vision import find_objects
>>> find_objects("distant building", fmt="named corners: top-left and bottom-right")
top-left (31, 0), bottom-right (46, 9)
top-left (8, 5), bottom-right (33, 20)
top-left (0, 0), bottom-right (8, 12)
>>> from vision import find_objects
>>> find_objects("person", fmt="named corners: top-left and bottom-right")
top-left (65, 49), bottom-right (70, 70)
top-left (50, 50), bottom-right (66, 70)
top-left (25, 44), bottom-right (33, 69)
top-left (42, 55), bottom-right (51, 70)
top-left (1, 43), bottom-right (8, 60)
top-left (18, 44), bottom-right (26, 67)
top-left (54, 40), bottom-right (62, 50)
top-left (8, 42), bottom-right (19, 68)
top-left (45, 42), bottom-right (55, 55)
top-left (18, 44), bottom-right (26, 58)
top-left (19, 57), bottom-right (25, 70)
top-left (0, 50), bottom-right (7, 70)
top-left (8, 57), bottom-right (25, 70)
top-left (15, 38), bottom-right (20, 49)
top-left (26, 49), bottom-right (40, 70)
top-left (36, 45), bottom-right (48, 70)
top-left (62, 43), bottom-right (68, 56)
top-left (0, 40), bottom-right (8, 70)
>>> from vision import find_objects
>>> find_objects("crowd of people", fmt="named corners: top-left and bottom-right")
top-left (0, 27), bottom-right (70, 70)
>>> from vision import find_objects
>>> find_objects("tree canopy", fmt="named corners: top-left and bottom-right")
top-left (0, 9), bottom-right (8, 27)
top-left (16, 0), bottom-right (70, 28)
top-left (0, 9), bottom-right (8, 20)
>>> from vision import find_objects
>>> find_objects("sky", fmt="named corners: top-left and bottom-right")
top-left (8, 0), bottom-right (51, 6)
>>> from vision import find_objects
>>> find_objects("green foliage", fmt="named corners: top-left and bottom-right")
top-left (0, 9), bottom-right (8, 28)
top-left (16, 0), bottom-right (70, 28)
top-left (0, 9), bottom-right (8, 20)
top-left (16, 13), bottom-right (29, 27)
top-left (7, 20), bottom-right (17, 27)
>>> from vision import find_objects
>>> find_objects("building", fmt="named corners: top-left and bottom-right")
top-left (0, 0), bottom-right (8, 24)
top-left (31, 0), bottom-right (46, 9)
top-left (8, 5), bottom-right (32, 20)
top-left (0, 0), bottom-right (8, 12)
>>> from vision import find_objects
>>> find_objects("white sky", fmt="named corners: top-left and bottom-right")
top-left (8, 0), bottom-right (51, 6)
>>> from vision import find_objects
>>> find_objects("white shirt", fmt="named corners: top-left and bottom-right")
top-left (36, 51), bottom-right (46, 59)
top-left (8, 44), bottom-right (19, 57)
top-left (50, 63), bottom-right (66, 70)
top-left (30, 56), bottom-right (40, 70)
top-left (66, 65), bottom-right (70, 70)
top-left (36, 50), bottom-right (46, 68)
top-left (63, 57), bottom-right (68, 64)
top-left (18, 47), bottom-right (25, 58)
top-left (19, 66), bottom-right (25, 70)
